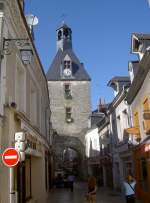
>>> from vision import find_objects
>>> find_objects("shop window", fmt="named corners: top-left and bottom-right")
top-left (25, 156), bottom-right (32, 200)
top-left (64, 84), bottom-right (72, 99)
top-left (143, 97), bottom-right (150, 134)
top-left (141, 158), bottom-right (148, 192)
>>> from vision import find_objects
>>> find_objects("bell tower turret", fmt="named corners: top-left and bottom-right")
top-left (56, 22), bottom-right (72, 51)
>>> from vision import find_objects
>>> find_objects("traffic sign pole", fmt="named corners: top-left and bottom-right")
top-left (10, 167), bottom-right (14, 203)
top-left (2, 148), bottom-right (20, 203)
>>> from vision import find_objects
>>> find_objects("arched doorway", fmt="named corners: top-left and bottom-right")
top-left (62, 147), bottom-right (80, 177)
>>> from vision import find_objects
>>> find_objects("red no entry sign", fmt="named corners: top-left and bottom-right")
top-left (2, 148), bottom-right (20, 167)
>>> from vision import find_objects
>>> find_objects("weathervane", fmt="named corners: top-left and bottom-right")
top-left (60, 13), bottom-right (68, 24)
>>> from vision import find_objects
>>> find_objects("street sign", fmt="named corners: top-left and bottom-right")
top-left (2, 148), bottom-right (20, 167)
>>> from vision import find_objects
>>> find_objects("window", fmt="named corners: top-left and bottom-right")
top-left (134, 111), bottom-right (141, 141)
top-left (117, 115), bottom-right (122, 141)
top-left (123, 109), bottom-right (129, 128)
top-left (30, 81), bottom-right (37, 126)
top-left (66, 107), bottom-right (73, 123)
top-left (64, 84), bottom-right (72, 99)
top-left (143, 97), bottom-right (150, 134)
top-left (15, 64), bottom-right (26, 113)
top-left (134, 112), bottom-right (140, 127)
top-left (58, 30), bottom-right (62, 40)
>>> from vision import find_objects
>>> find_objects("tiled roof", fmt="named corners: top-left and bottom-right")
top-left (107, 76), bottom-right (130, 86)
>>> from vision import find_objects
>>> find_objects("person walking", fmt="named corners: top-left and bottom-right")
top-left (68, 174), bottom-right (75, 192)
top-left (86, 176), bottom-right (97, 203)
top-left (123, 175), bottom-right (136, 203)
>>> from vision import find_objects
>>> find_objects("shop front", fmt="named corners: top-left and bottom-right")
top-left (134, 142), bottom-right (150, 203)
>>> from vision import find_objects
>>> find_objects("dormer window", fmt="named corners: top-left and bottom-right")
top-left (62, 54), bottom-right (72, 78)
top-left (64, 60), bottom-right (71, 69)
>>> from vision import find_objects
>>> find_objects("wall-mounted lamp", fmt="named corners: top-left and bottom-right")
top-left (2, 38), bottom-right (33, 65)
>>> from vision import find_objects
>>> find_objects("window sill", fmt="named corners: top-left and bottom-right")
top-left (66, 118), bottom-right (74, 123)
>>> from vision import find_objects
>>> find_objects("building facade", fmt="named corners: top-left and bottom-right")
top-left (108, 77), bottom-right (134, 191)
top-left (126, 33), bottom-right (150, 203)
top-left (0, 1), bottom-right (51, 202)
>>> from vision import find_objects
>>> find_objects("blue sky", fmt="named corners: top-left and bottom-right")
top-left (25, 0), bottom-right (150, 110)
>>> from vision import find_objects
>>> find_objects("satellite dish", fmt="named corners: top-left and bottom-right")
top-left (25, 14), bottom-right (39, 30)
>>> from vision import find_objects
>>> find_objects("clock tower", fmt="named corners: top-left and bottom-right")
top-left (46, 23), bottom-right (91, 175)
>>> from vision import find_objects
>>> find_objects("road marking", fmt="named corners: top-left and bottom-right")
top-left (4, 155), bottom-right (17, 159)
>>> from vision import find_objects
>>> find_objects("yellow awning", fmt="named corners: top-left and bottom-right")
top-left (125, 127), bottom-right (140, 135)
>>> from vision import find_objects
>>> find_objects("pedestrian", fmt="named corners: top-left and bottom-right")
top-left (68, 174), bottom-right (75, 192)
top-left (123, 175), bottom-right (136, 203)
top-left (86, 176), bottom-right (97, 203)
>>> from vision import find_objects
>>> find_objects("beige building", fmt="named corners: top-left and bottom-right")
top-left (0, 0), bottom-right (51, 202)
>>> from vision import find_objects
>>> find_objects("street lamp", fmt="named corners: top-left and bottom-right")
top-left (2, 38), bottom-right (33, 64)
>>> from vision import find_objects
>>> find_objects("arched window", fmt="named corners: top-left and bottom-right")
top-left (58, 30), bottom-right (62, 40)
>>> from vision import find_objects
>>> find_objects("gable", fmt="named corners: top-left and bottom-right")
top-left (46, 49), bottom-right (91, 81)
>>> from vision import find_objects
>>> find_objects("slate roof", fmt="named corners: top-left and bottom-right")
top-left (56, 22), bottom-right (71, 31)
top-left (133, 33), bottom-right (150, 40)
top-left (46, 48), bottom-right (91, 81)
top-left (91, 112), bottom-right (104, 128)
top-left (107, 76), bottom-right (130, 86)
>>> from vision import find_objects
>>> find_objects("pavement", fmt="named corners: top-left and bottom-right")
top-left (48, 182), bottom-right (128, 203)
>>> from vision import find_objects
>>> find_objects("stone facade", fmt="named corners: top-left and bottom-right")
top-left (48, 80), bottom-right (91, 142)
top-left (47, 23), bottom-right (91, 144)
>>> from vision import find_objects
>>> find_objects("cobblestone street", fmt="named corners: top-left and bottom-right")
top-left (48, 182), bottom-right (125, 203)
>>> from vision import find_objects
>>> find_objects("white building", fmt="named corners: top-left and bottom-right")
top-left (85, 111), bottom-right (103, 177)
top-left (108, 77), bottom-right (134, 191)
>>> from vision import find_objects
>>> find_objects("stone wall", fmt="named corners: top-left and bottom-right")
top-left (48, 80), bottom-right (91, 143)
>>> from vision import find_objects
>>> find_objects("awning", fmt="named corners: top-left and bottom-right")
top-left (124, 127), bottom-right (140, 135)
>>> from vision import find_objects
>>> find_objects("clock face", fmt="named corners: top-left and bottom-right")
top-left (63, 69), bottom-right (71, 77)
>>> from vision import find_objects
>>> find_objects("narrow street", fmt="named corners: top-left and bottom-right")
top-left (48, 182), bottom-right (125, 203)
